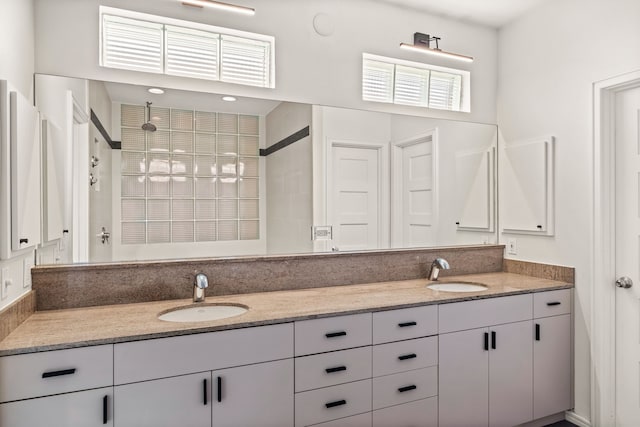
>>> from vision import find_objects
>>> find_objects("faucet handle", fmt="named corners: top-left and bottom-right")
top-left (433, 257), bottom-right (450, 269)
top-left (195, 273), bottom-right (209, 289)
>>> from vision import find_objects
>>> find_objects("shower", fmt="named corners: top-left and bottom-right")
top-left (142, 101), bottom-right (157, 132)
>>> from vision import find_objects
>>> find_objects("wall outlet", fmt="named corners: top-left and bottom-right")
top-left (1, 268), bottom-right (10, 300)
top-left (23, 257), bottom-right (34, 288)
top-left (507, 238), bottom-right (518, 255)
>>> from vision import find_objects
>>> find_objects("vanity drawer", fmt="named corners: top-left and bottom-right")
top-left (0, 345), bottom-right (113, 403)
top-left (372, 336), bottom-right (437, 377)
top-left (114, 323), bottom-right (292, 384)
top-left (372, 397), bottom-right (437, 427)
top-left (438, 294), bottom-right (533, 333)
top-left (295, 313), bottom-right (372, 356)
top-left (295, 379), bottom-right (372, 427)
top-left (372, 366), bottom-right (437, 410)
top-left (534, 289), bottom-right (571, 318)
top-left (310, 412), bottom-right (371, 427)
top-left (295, 346), bottom-right (372, 392)
top-left (372, 305), bottom-right (437, 344)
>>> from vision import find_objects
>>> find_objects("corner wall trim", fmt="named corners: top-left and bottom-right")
top-left (260, 126), bottom-right (309, 156)
top-left (90, 109), bottom-right (121, 149)
top-left (565, 410), bottom-right (591, 427)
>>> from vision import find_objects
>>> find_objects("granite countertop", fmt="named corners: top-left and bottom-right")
top-left (0, 272), bottom-right (573, 356)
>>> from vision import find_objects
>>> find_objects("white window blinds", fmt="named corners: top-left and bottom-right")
top-left (220, 35), bottom-right (271, 88)
top-left (100, 9), bottom-right (274, 88)
top-left (362, 59), bottom-right (394, 103)
top-left (362, 55), bottom-right (467, 112)
top-left (102, 15), bottom-right (164, 73)
top-left (165, 26), bottom-right (219, 80)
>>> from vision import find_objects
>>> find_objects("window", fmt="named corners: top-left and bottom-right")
top-left (120, 104), bottom-right (260, 245)
top-left (100, 7), bottom-right (274, 88)
top-left (362, 53), bottom-right (469, 112)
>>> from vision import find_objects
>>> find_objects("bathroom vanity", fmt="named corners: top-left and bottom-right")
top-left (0, 272), bottom-right (572, 427)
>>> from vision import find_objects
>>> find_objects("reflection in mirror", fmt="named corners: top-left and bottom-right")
top-left (34, 74), bottom-right (497, 265)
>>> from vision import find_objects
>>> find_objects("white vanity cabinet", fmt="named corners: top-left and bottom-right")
top-left (114, 323), bottom-right (294, 427)
top-left (0, 345), bottom-right (114, 427)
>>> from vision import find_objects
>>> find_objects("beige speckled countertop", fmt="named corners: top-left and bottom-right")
top-left (0, 272), bottom-right (573, 356)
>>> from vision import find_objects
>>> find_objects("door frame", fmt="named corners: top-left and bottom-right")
top-left (326, 138), bottom-right (390, 251)
top-left (592, 69), bottom-right (640, 427)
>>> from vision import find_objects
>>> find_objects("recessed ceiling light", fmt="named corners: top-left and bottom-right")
top-left (222, 96), bottom-right (237, 102)
top-left (181, 0), bottom-right (255, 16)
top-left (148, 88), bottom-right (165, 94)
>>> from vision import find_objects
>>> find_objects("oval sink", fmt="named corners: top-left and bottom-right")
top-left (427, 282), bottom-right (488, 293)
top-left (158, 303), bottom-right (248, 323)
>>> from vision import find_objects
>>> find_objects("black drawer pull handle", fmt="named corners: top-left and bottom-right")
top-left (102, 395), bottom-right (108, 424)
top-left (398, 385), bottom-right (417, 393)
top-left (398, 353), bottom-right (417, 361)
top-left (484, 332), bottom-right (489, 351)
top-left (19, 238), bottom-right (28, 244)
top-left (325, 331), bottom-right (347, 338)
top-left (537, 225), bottom-right (543, 229)
top-left (217, 376), bottom-right (222, 403)
top-left (325, 399), bottom-right (347, 409)
top-left (42, 368), bottom-right (76, 378)
top-left (325, 366), bottom-right (347, 374)
top-left (203, 378), bottom-right (208, 405)
top-left (398, 321), bottom-right (417, 328)
top-left (546, 301), bottom-right (561, 306)
top-left (491, 331), bottom-right (497, 350)
top-left (535, 323), bottom-right (541, 341)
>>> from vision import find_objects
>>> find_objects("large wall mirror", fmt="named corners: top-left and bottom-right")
top-left (35, 74), bottom-right (497, 265)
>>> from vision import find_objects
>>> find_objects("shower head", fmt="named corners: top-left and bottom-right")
top-left (142, 101), bottom-right (157, 132)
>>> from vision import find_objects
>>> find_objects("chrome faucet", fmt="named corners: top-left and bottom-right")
top-left (193, 273), bottom-right (209, 303)
top-left (428, 258), bottom-right (450, 280)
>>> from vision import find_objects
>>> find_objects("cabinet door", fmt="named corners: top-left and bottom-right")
top-left (534, 314), bottom-right (572, 418)
top-left (489, 320), bottom-right (533, 427)
top-left (439, 328), bottom-right (489, 427)
top-left (213, 358), bottom-right (293, 427)
top-left (0, 387), bottom-right (112, 427)
top-left (114, 372), bottom-right (210, 427)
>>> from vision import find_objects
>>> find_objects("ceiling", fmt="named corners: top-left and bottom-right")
top-left (104, 82), bottom-right (282, 115)
top-left (375, 0), bottom-right (550, 28)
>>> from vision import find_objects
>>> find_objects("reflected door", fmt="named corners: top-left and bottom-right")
top-left (89, 125), bottom-right (113, 262)
top-left (330, 145), bottom-right (380, 251)
top-left (615, 85), bottom-right (640, 425)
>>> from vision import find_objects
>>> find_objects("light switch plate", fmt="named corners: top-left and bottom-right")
top-left (507, 238), bottom-right (518, 255)
top-left (23, 257), bottom-right (34, 288)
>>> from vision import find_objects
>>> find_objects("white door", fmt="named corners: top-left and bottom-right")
top-left (330, 145), bottom-right (380, 251)
top-left (89, 126), bottom-right (113, 263)
top-left (213, 359), bottom-right (293, 427)
top-left (0, 387), bottom-right (113, 427)
top-left (615, 85), bottom-right (640, 425)
top-left (400, 140), bottom-right (434, 246)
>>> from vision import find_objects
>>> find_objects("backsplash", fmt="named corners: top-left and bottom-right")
top-left (32, 245), bottom-right (504, 311)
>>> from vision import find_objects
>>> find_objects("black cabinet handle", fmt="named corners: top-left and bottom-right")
top-left (537, 225), bottom-right (543, 229)
top-left (325, 331), bottom-right (347, 338)
top-left (325, 399), bottom-right (347, 409)
top-left (491, 331), bottom-right (497, 350)
top-left (398, 353), bottom-right (417, 361)
top-left (398, 385), bottom-right (417, 393)
top-left (484, 332), bottom-right (489, 351)
top-left (203, 378), bottom-right (208, 405)
top-left (42, 368), bottom-right (76, 378)
top-left (102, 395), bottom-right (108, 424)
top-left (19, 238), bottom-right (28, 244)
top-left (325, 366), bottom-right (347, 374)
top-left (217, 376), bottom-right (222, 403)
top-left (535, 324), bottom-right (541, 341)
top-left (546, 301), bottom-right (561, 306)
top-left (398, 321), bottom-right (417, 328)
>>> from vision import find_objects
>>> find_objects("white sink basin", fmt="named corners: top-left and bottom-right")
top-left (427, 282), bottom-right (488, 293)
top-left (158, 303), bottom-right (248, 323)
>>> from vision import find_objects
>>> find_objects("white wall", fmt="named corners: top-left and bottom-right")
top-left (266, 102), bottom-right (313, 255)
top-left (0, 0), bottom-right (35, 310)
top-left (497, 0), bottom-right (640, 422)
top-left (34, 0), bottom-right (498, 124)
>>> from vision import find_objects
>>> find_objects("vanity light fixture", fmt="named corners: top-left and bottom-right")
top-left (181, 0), bottom-right (255, 16)
top-left (400, 32), bottom-right (474, 63)
top-left (222, 96), bottom-right (237, 102)
top-left (148, 87), bottom-right (164, 94)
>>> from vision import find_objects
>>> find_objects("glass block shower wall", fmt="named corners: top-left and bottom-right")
top-left (120, 104), bottom-right (260, 245)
